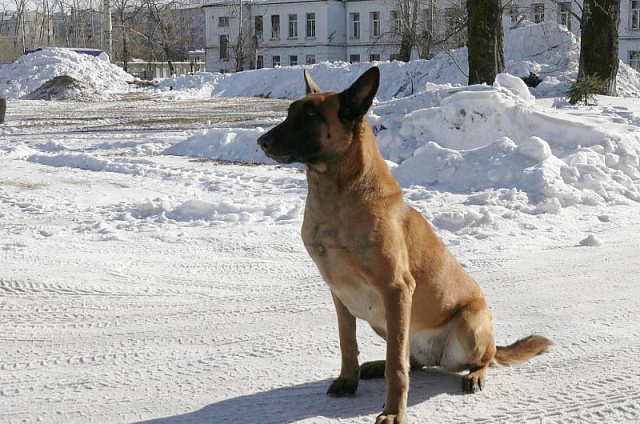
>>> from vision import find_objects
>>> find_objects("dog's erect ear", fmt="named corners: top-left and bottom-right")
top-left (338, 67), bottom-right (380, 122)
top-left (304, 70), bottom-right (322, 94)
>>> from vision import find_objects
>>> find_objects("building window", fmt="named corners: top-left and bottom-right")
top-left (350, 13), bottom-right (360, 39)
top-left (289, 14), bottom-right (298, 39)
top-left (390, 53), bottom-right (401, 61)
top-left (306, 54), bottom-right (316, 65)
top-left (272, 55), bottom-right (281, 67)
top-left (370, 53), bottom-right (381, 61)
top-left (290, 55), bottom-right (298, 66)
top-left (391, 10), bottom-right (401, 35)
top-left (256, 55), bottom-right (264, 69)
top-left (271, 15), bottom-right (280, 39)
top-left (349, 54), bottom-right (360, 63)
top-left (306, 13), bottom-right (316, 38)
top-left (218, 16), bottom-right (229, 27)
top-left (558, 2), bottom-right (571, 30)
top-left (219, 35), bottom-right (229, 60)
top-left (630, 51), bottom-right (640, 70)
top-left (371, 11), bottom-right (381, 38)
top-left (632, 1), bottom-right (640, 30)
top-left (421, 7), bottom-right (433, 33)
top-left (532, 3), bottom-right (545, 23)
top-left (255, 16), bottom-right (263, 40)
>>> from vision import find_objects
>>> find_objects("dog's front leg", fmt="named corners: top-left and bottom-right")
top-left (377, 281), bottom-right (413, 424)
top-left (327, 292), bottom-right (359, 397)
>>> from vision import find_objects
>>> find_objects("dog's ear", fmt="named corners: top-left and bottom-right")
top-left (338, 67), bottom-right (380, 122)
top-left (304, 70), bottom-right (322, 94)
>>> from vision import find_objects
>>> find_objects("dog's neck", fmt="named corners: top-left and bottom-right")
top-left (305, 120), bottom-right (401, 202)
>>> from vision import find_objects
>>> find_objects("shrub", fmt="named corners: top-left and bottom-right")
top-left (566, 75), bottom-right (608, 106)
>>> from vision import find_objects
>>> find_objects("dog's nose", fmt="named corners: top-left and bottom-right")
top-left (257, 133), bottom-right (273, 151)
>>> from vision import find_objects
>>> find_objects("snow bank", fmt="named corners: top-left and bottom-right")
top-left (156, 21), bottom-right (640, 101)
top-left (165, 128), bottom-right (273, 163)
top-left (157, 21), bottom-right (640, 215)
top-left (159, 61), bottom-right (435, 101)
top-left (0, 47), bottom-right (134, 100)
top-left (167, 80), bottom-right (640, 214)
top-left (389, 84), bottom-right (640, 210)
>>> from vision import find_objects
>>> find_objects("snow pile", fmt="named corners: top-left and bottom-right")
top-left (159, 61), bottom-right (431, 101)
top-left (579, 234), bottom-right (604, 246)
top-left (163, 20), bottom-right (640, 215)
top-left (156, 21), bottom-right (640, 100)
top-left (164, 127), bottom-right (270, 163)
top-left (0, 47), bottom-right (134, 100)
top-left (155, 71), bottom-right (227, 100)
top-left (385, 80), bottom-right (640, 211)
top-left (168, 71), bottom-right (640, 214)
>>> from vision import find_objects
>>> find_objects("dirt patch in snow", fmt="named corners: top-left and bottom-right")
top-left (24, 75), bottom-right (114, 101)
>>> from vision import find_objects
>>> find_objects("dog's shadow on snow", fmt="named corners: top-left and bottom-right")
top-left (136, 369), bottom-right (462, 424)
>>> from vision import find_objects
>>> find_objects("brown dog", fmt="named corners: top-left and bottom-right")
top-left (258, 67), bottom-right (552, 424)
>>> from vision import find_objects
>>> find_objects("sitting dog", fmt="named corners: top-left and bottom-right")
top-left (258, 67), bottom-right (552, 424)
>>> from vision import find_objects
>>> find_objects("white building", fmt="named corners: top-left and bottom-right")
top-left (202, 0), bottom-right (405, 73)
top-left (202, 0), bottom-right (640, 73)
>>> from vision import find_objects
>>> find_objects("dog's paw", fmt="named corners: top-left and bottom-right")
top-left (375, 413), bottom-right (406, 424)
top-left (326, 376), bottom-right (358, 397)
top-left (461, 373), bottom-right (485, 394)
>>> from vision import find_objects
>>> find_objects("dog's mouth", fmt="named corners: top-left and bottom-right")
top-left (269, 154), bottom-right (295, 164)
top-left (260, 148), bottom-right (294, 164)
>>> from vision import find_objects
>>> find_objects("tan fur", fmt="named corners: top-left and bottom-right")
top-left (258, 68), bottom-right (552, 424)
top-left (494, 335), bottom-right (553, 366)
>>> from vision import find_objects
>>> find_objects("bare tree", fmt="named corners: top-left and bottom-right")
top-left (383, 0), bottom-right (466, 61)
top-left (13, 0), bottom-right (29, 52)
top-left (113, 0), bottom-right (143, 71)
top-left (142, 0), bottom-right (192, 74)
top-left (232, 2), bottom-right (254, 71)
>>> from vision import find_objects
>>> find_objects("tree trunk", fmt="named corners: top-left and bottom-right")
top-left (122, 32), bottom-right (129, 72)
top-left (398, 36), bottom-right (412, 61)
top-left (467, 0), bottom-right (505, 85)
top-left (578, 0), bottom-right (620, 96)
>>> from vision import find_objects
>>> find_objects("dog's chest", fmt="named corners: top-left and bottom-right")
top-left (302, 221), bottom-right (386, 331)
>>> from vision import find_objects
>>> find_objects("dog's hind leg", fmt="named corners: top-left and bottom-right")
top-left (327, 292), bottom-right (360, 397)
top-left (441, 299), bottom-right (496, 394)
top-left (360, 357), bottom-right (423, 380)
top-left (360, 360), bottom-right (386, 379)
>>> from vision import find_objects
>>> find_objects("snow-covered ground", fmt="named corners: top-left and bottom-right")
top-left (2, 21), bottom-right (640, 424)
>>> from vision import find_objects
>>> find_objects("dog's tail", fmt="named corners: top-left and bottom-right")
top-left (494, 335), bottom-right (553, 366)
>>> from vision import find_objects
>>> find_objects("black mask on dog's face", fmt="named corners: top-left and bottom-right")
top-left (257, 67), bottom-right (380, 165)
